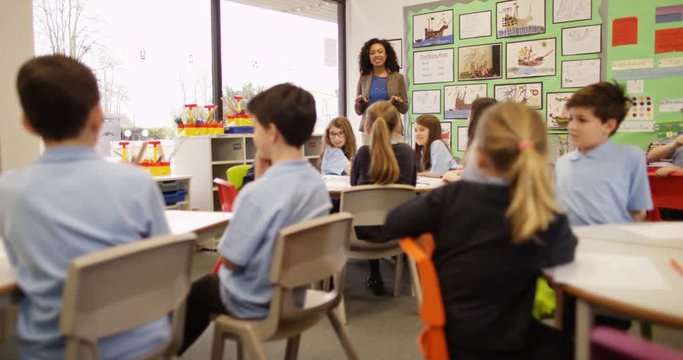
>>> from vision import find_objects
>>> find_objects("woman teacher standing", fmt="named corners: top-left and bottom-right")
top-left (355, 38), bottom-right (408, 140)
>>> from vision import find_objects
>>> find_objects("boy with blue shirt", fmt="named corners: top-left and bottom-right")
top-left (555, 82), bottom-right (652, 226)
top-left (179, 83), bottom-right (331, 353)
top-left (0, 55), bottom-right (171, 359)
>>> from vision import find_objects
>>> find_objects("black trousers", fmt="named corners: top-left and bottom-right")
top-left (178, 273), bottom-right (230, 355)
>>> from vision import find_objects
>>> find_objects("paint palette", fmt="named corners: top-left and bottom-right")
top-left (628, 95), bottom-right (654, 121)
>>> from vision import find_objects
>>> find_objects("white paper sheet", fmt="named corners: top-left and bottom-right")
top-left (412, 90), bottom-right (441, 114)
top-left (627, 80), bottom-right (644, 94)
top-left (562, 59), bottom-right (601, 88)
top-left (616, 223), bottom-right (683, 241)
top-left (460, 11), bottom-right (491, 39)
top-left (660, 98), bottom-right (683, 112)
top-left (550, 253), bottom-right (671, 291)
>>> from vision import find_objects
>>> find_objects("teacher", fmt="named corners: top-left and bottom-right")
top-left (355, 38), bottom-right (408, 138)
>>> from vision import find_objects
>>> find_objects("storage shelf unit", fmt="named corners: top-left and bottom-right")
top-left (154, 175), bottom-right (191, 210)
top-left (173, 134), bottom-right (323, 211)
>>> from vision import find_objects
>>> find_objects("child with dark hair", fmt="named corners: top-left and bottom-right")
top-left (179, 83), bottom-right (331, 353)
top-left (1, 54), bottom-right (171, 359)
top-left (414, 114), bottom-right (457, 177)
top-left (555, 81), bottom-right (652, 226)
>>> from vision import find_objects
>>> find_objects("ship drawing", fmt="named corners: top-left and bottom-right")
top-left (517, 46), bottom-right (554, 67)
top-left (501, 2), bottom-right (532, 28)
top-left (422, 16), bottom-right (452, 41)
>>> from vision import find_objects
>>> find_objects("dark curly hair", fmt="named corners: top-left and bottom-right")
top-left (358, 38), bottom-right (400, 75)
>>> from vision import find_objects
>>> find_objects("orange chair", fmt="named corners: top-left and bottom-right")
top-left (212, 178), bottom-right (237, 273)
top-left (646, 169), bottom-right (683, 221)
top-left (213, 178), bottom-right (237, 212)
top-left (399, 234), bottom-right (448, 360)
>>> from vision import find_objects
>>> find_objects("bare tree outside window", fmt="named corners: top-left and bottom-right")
top-left (34, 0), bottom-right (98, 61)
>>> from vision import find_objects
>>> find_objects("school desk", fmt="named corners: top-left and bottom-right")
top-left (545, 222), bottom-right (683, 360)
top-left (0, 210), bottom-right (232, 297)
top-left (324, 175), bottom-right (444, 197)
top-left (647, 169), bottom-right (683, 221)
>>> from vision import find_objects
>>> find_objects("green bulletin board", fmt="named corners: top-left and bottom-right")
top-left (403, 0), bottom-right (683, 156)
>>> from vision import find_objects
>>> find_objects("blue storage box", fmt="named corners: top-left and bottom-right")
top-left (163, 190), bottom-right (187, 205)
top-left (225, 126), bottom-right (254, 134)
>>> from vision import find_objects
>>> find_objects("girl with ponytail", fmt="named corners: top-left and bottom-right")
top-left (384, 102), bottom-right (577, 358)
top-left (350, 100), bottom-right (416, 295)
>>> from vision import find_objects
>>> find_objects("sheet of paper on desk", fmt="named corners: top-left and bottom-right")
top-left (550, 254), bottom-right (670, 291)
top-left (617, 223), bottom-right (683, 241)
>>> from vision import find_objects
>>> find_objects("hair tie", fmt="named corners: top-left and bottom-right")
top-left (518, 139), bottom-right (534, 151)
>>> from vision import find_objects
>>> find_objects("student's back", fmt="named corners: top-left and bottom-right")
top-left (0, 55), bottom-right (170, 360)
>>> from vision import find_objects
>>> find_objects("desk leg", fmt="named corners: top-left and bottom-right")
top-left (575, 299), bottom-right (592, 360)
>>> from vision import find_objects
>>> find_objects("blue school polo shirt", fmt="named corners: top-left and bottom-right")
top-left (321, 147), bottom-right (350, 175)
top-left (0, 146), bottom-right (171, 360)
top-left (555, 140), bottom-right (652, 226)
top-left (427, 140), bottom-right (458, 176)
top-left (218, 160), bottom-right (332, 319)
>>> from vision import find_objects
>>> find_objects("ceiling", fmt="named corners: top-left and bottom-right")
top-left (224, 0), bottom-right (339, 23)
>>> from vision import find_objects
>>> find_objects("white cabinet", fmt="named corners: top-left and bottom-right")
top-left (173, 134), bottom-right (323, 211)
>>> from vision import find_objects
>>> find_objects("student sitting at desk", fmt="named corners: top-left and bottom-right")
top-left (647, 134), bottom-right (683, 177)
top-left (413, 114), bottom-right (458, 178)
top-left (319, 116), bottom-right (357, 175)
top-left (178, 83), bottom-right (331, 353)
top-left (384, 102), bottom-right (577, 359)
top-left (0, 55), bottom-right (171, 360)
top-left (350, 100), bottom-right (416, 296)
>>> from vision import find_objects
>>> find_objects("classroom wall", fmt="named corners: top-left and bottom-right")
top-left (345, 0), bottom-right (426, 133)
top-left (0, 0), bottom-right (39, 173)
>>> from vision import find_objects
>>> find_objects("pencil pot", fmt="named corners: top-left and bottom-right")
top-left (138, 161), bottom-right (171, 176)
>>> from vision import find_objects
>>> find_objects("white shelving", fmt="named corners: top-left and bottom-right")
top-left (173, 134), bottom-right (323, 211)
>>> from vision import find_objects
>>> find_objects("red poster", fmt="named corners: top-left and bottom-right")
top-left (612, 17), bottom-right (638, 46)
top-left (655, 27), bottom-right (683, 53)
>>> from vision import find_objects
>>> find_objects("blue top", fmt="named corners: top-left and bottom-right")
top-left (368, 76), bottom-right (389, 105)
top-left (425, 140), bottom-right (458, 176)
top-left (0, 146), bottom-right (171, 360)
top-left (321, 147), bottom-right (350, 175)
top-left (218, 160), bottom-right (332, 318)
top-left (673, 146), bottom-right (683, 167)
top-left (555, 141), bottom-right (652, 226)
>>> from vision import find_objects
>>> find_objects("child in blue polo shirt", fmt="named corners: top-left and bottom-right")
top-left (555, 82), bottom-right (652, 226)
top-left (0, 55), bottom-right (171, 359)
top-left (179, 83), bottom-right (332, 353)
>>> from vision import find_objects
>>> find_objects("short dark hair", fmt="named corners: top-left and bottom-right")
top-left (566, 81), bottom-right (631, 135)
top-left (16, 54), bottom-right (100, 141)
top-left (358, 38), bottom-right (400, 75)
top-left (247, 83), bottom-right (316, 147)
top-left (468, 97), bottom-right (497, 145)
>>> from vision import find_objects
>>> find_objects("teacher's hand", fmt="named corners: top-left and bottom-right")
top-left (355, 95), bottom-right (368, 104)
top-left (389, 95), bottom-right (403, 104)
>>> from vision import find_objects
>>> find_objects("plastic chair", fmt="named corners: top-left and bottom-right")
top-left (591, 326), bottom-right (683, 359)
top-left (339, 184), bottom-right (418, 323)
top-left (646, 169), bottom-right (683, 221)
top-left (59, 232), bottom-right (197, 360)
top-left (210, 212), bottom-right (359, 360)
top-left (227, 164), bottom-right (251, 191)
top-left (213, 178), bottom-right (237, 212)
top-left (400, 233), bottom-right (449, 360)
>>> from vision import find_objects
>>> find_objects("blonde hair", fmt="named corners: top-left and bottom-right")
top-left (319, 116), bottom-right (357, 168)
top-left (477, 102), bottom-right (563, 244)
top-left (365, 101), bottom-right (400, 184)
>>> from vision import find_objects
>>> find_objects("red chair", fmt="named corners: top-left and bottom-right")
top-left (400, 234), bottom-right (448, 360)
top-left (591, 326), bottom-right (683, 359)
top-left (646, 168), bottom-right (683, 221)
top-left (212, 178), bottom-right (237, 273)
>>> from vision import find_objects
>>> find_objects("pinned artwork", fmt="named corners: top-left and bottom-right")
top-left (496, 0), bottom-right (546, 38)
top-left (627, 95), bottom-right (654, 121)
top-left (413, 10), bottom-right (454, 48)
top-left (506, 39), bottom-right (556, 79)
top-left (553, 0), bottom-right (592, 23)
top-left (562, 24), bottom-right (601, 56)
top-left (561, 58), bottom-right (601, 88)
top-left (444, 84), bottom-right (488, 119)
top-left (494, 83), bottom-right (543, 109)
top-left (458, 44), bottom-right (502, 81)
top-left (546, 92), bottom-right (573, 129)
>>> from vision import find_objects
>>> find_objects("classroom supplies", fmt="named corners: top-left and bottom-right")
top-left (119, 141), bottom-right (130, 163)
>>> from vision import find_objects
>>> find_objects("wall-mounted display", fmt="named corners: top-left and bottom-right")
top-left (444, 84), bottom-right (488, 119)
top-left (494, 82), bottom-right (543, 109)
top-left (460, 11), bottom-right (492, 39)
top-left (458, 44), bottom-right (502, 81)
top-left (561, 58), bottom-right (601, 88)
top-left (562, 24), bottom-right (601, 56)
top-left (412, 90), bottom-right (441, 114)
top-left (506, 38), bottom-right (556, 78)
top-left (414, 48), bottom-right (454, 84)
top-left (496, 0), bottom-right (546, 38)
top-left (546, 92), bottom-right (574, 129)
top-left (440, 122), bottom-right (452, 144)
top-left (553, 0), bottom-right (592, 23)
top-left (413, 10), bottom-right (454, 48)
top-left (388, 38), bottom-right (403, 68)
top-left (457, 126), bottom-right (469, 151)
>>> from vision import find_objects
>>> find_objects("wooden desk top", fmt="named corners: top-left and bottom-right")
top-left (325, 175), bottom-right (444, 196)
top-left (547, 222), bottom-right (683, 328)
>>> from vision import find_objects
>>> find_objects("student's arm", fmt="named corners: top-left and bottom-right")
top-left (647, 135), bottom-right (683, 162)
top-left (144, 179), bottom-right (171, 237)
top-left (627, 149), bottom-right (654, 217)
top-left (630, 210), bottom-right (647, 222)
top-left (654, 164), bottom-right (683, 177)
top-left (423, 141), bottom-right (452, 177)
top-left (541, 214), bottom-right (577, 267)
top-left (384, 186), bottom-right (447, 240)
top-left (217, 192), bottom-right (269, 269)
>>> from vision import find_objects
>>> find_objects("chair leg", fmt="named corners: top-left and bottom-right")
top-left (640, 321), bottom-right (653, 340)
top-left (335, 295), bottom-right (348, 325)
top-left (240, 328), bottom-right (268, 360)
top-left (237, 341), bottom-right (244, 360)
top-left (408, 257), bottom-right (422, 306)
top-left (284, 334), bottom-right (301, 360)
top-left (210, 327), bottom-right (226, 360)
top-left (393, 254), bottom-right (404, 297)
top-left (327, 311), bottom-right (360, 360)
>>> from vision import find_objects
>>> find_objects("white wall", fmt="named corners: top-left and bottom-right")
top-left (0, 0), bottom-right (39, 173)
top-left (345, 0), bottom-right (425, 131)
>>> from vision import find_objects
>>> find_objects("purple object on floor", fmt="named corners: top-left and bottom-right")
top-left (591, 327), bottom-right (683, 360)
